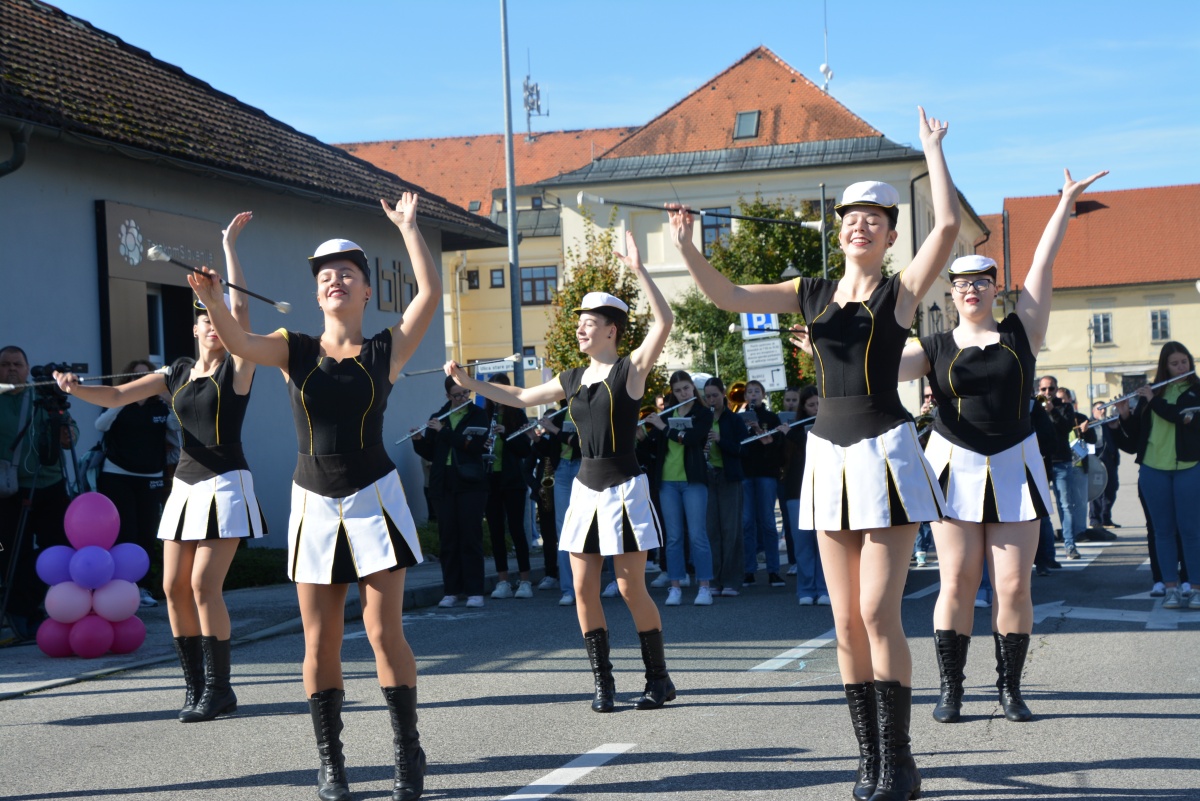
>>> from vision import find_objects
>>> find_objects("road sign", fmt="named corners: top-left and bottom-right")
top-left (744, 337), bottom-right (784, 369)
top-left (473, 359), bottom-right (515, 375)
top-left (739, 312), bottom-right (779, 340)
top-left (747, 364), bottom-right (787, 392)
top-left (523, 356), bottom-right (539, 372)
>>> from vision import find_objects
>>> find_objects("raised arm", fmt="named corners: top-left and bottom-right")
top-left (54, 370), bottom-right (168, 407)
top-left (898, 340), bottom-right (932, 383)
top-left (1016, 169), bottom-right (1109, 351)
top-left (445, 362), bottom-right (565, 408)
top-left (617, 231), bottom-right (672, 396)
top-left (382, 194), bottom-right (442, 382)
top-left (221, 211), bottom-right (258, 390)
top-left (896, 107), bottom-right (962, 327)
top-left (669, 207), bottom-right (799, 313)
top-left (188, 268), bottom-right (288, 370)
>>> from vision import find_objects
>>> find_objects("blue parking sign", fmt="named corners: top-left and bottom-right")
top-left (740, 312), bottom-right (779, 340)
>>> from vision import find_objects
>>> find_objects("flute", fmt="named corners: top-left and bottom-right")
top-left (637, 398), bottom-right (693, 427)
top-left (506, 406), bottom-right (568, 441)
top-left (740, 415), bottom-right (815, 444)
top-left (395, 401), bottom-right (474, 444)
top-left (1097, 371), bottom-right (1196, 411)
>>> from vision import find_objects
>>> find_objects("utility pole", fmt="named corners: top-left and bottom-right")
top-left (499, 0), bottom-right (524, 386)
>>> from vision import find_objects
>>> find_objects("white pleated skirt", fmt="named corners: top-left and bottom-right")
top-left (287, 471), bottom-right (423, 584)
top-left (158, 470), bottom-right (265, 541)
top-left (800, 422), bottom-right (946, 531)
top-left (923, 430), bottom-right (1051, 523)
top-left (560, 473), bottom-right (663, 555)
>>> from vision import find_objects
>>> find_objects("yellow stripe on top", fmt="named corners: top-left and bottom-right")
top-left (299, 366), bottom-right (319, 454)
top-left (998, 343), bottom-right (1023, 419)
top-left (169, 379), bottom-right (189, 432)
top-left (947, 349), bottom-right (965, 420)
top-left (352, 358), bottom-right (374, 448)
top-left (861, 302), bottom-right (876, 395)
top-left (810, 304), bottom-right (833, 397)
top-left (601, 380), bottom-right (615, 450)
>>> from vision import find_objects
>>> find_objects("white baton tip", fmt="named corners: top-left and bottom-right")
top-left (276, 301), bottom-right (293, 314)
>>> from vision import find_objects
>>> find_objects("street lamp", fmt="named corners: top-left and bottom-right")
top-left (928, 303), bottom-right (943, 334)
top-left (780, 260), bottom-right (800, 279)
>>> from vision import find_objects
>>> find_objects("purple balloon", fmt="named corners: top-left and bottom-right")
top-left (92, 579), bottom-right (140, 622)
top-left (44, 581), bottom-right (93, 624)
top-left (68, 545), bottom-right (115, 590)
top-left (109, 615), bottom-right (146, 654)
top-left (36, 618), bottom-right (74, 658)
top-left (69, 614), bottom-right (114, 658)
top-left (36, 545), bottom-right (76, 586)
top-left (110, 543), bottom-right (150, 583)
top-left (64, 492), bottom-right (120, 550)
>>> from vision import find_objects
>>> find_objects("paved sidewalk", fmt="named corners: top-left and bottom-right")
top-left (0, 555), bottom-right (550, 700)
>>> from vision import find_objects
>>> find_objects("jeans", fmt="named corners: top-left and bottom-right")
top-left (1034, 515), bottom-right (1057, 569)
top-left (913, 522), bottom-right (933, 555)
top-left (554, 458), bottom-right (581, 595)
top-left (742, 476), bottom-right (780, 574)
top-left (1139, 463), bottom-right (1200, 585)
top-left (659, 480), bottom-right (713, 582)
top-left (786, 499), bottom-right (827, 598)
top-left (1050, 461), bottom-right (1087, 551)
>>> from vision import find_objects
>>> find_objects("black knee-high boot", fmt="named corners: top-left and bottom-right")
top-left (994, 632), bottom-right (1033, 722)
top-left (633, 629), bottom-right (676, 710)
top-left (844, 682), bottom-right (878, 801)
top-left (172, 635), bottom-right (204, 721)
top-left (932, 630), bottom-right (970, 723)
top-left (308, 688), bottom-right (351, 801)
top-left (583, 628), bottom-right (615, 713)
top-left (181, 636), bottom-right (237, 722)
top-left (869, 681), bottom-right (921, 801)
top-left (382, 685), bottom-right (426, 801)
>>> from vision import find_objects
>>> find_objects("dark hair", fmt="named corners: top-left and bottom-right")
top-left (799, 385), bottom-right (819, 406)
top-left (0, 345), bottom-right (28, 365)
top-left (1037, 375), bottom-right (1058, 387)
top-left (705, 376), bottom-right (725, 394)
top-left (444, 375), bottom-right (461, 393)
top-left (579, 309), bottom-right (626, 346)
top-left (488, 373), bottom-right (511, 386)
top-left (118, 359), bottom-right (157, 386)
top-left (667, 370), bottom-right (695, 402)
top-left (1152, 341), bottom-right (1197, 392)
top-left (745, 379), bottom-right (765, 394)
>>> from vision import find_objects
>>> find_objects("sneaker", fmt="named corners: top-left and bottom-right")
top-left (1190, 592), bottom-right (1200, 610)
top-left (679, 575), bottom-right (691, 588)
top-left (665, 587), bottom-right (682, 606)
top-left (1035, 565), bottom-right (1051, 577)
top-left (1150, 582), bottom-right (1166, 597)
top-left (491, 581), bottom-right (513, 599)
top-left (915, 551), bottom-right (927, 567)
top-left (465, 595), bottom-right (485, 609)
top-left (816, 595), bottom-right (831, 606)
top-left (768, 572), bottom-right (786, 587)
top-left (558, 592), bottom-right (575, 607)
top-left (1066, 548), bottom-right (1081, 560)
top-left (786, 564), bottom-right (798, 576)
top-left (694, 587), bottom-right (713, 606)
top-left (537, 576), bottom-right (560, 591)
top-left (720, 587), bottom-right (739, 597)
top-left (1182, 582), bottom-right (1193, 598)
top-left (650, 572), bottom-right (671, 588)
top-left (514, 580), bottom-right (534, 599)
top-left (798, 596), bottom-right (815, 606)
top-left (644, 561), bottom-right (662, 575)
top-left (1162, 587), bottom-right (1183, 609)
top-left (601, 580), bottom-right (620, 598)
top-left (742, 573), bottom-right (756, 587)
top-left (438, 595), bottom-right (458, 608)
top-left (138, 588), bottom-right (158, 608)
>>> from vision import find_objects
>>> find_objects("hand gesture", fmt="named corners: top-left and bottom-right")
top-left (53, 370), bottom-right (80, 395)
top-left (707, 429), bottom-right (720, 444)
top-left (1078, 419), bottom-right (1090, 434)
top-left (666, 204), bottom-right (695, 252)
top-left (409, 426), bottom-right (424, 441)
top-left (187, 265), bottom-right (225, 308)
top-left (1061, 169), bottom-right (1109, 202)
top-left (1135, 386), bottom-right (1154, 402)
top-left (917, 106), bottom-right (949, 149)
top-left (493, 423), bottom-right (506, 436)
top-left (443, 360), bottom-right (468, 387)
top-left (614, 231), bottom-right (644, 272)
top-left (222, 211), bottom-right (252, 248)
top-left (382, 192), bottom-right (420, 231)
top-left (788, 324), bottom-right (813, 357)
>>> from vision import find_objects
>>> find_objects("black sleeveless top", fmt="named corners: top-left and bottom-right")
top-left (919, 314), bottom-right (1037, 456)
top-left (280, 328), bottom-right (395, 497)
top-left (558, 357), bottom-right (642, 490)
top-left (796, 274), bottom-right (913, 446)
top-left (166, 355), bottom-right (253, 482)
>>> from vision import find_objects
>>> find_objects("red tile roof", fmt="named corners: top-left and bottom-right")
top-left (601, 46), bottom-right (881, 159)
top-left (339, 128), bottom-right (638, 214)
top-left (994, 184), bottom-right (1200, 290)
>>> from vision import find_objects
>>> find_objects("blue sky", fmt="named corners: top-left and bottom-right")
top-left (46, 0), bottom-right (1200, 214)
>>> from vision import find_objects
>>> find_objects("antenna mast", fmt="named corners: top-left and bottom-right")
top-left (819, 0), bottom-right (834, 92)
top-left (523, 50), bottom-right (549, 141)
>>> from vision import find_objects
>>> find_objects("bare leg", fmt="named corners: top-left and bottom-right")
top-left (162, 540), bottom-right (200, 637)
top-left (985, 521), bottom-right (1039, 634)
top-left (191, 539), bottom-right (240, 640)
top-left (360, 568), bottom-right (417, 687)
top-left (859, 524), bottom-right (919, 684)
top-left (614, 551), bottom-right (662, 633)
top-left (818, 529), bottom-right (872, 684)
top-left (571, 553), bottom-right (608, 633)
top-left (297, 582), bottom-right (350, 695)
top-left (931, 519), bottom-right (985, 634)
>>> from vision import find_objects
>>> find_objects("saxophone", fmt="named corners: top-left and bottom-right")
top-left (540, 453), bottom-right (555, 502)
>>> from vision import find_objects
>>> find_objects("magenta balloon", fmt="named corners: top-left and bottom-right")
top-left (64, 492), bottom-right (120, 550)
top-left (36, 618), bottom-right (75, 658)
top-left (69, 614), bottom-right (114, 658)
top-left (44, 581), bottom-right (93, 624)
top-left (92, 579), bottom-right (140, 622)
top-left (109, 615), bottom-right (146, 654)
top-left (36, 545), bottom-right (76, 586)
top-left (68, 545), bottom-right (115, 590)
top-left (110, 543), bottom-right (150, 583)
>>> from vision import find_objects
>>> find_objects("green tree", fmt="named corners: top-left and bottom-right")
top-left (544, 209), bottom-right (666, 396)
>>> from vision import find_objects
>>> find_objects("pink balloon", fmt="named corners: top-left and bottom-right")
top-left (36, 618), bottom-right (74, 658)
top-left (69, 614), bottom-right (114, 658)
top-left (64, 492), bottom-right (120, 550)
top-left (92, 579), bottom-right (140, 622)
top-left (69, 546), bottom-right (115, 590)
top-left (36, 545), bottom-right (76, 586)
top-left (110, 543), bottom-right (150, 583)
top-left (109, 615), bottom-right (146, 654)
top-left (44, 581), bottom-right (93, 624)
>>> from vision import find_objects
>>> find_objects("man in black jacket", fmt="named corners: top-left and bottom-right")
top-left (1088, 400), bottom-right (1121, 531)
top-left (1038, 377), bottom-right (1095, 560)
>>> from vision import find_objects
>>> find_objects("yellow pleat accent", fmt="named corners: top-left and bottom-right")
top-left (861, 302), bottom-right (876, 395)
top-left (352, 357), bottom-right (374, 449)
top-left (947, 349), bottom-right (965, 421)
top-left (810, 304), bottom-right (833, 397)
top-left (602, 380), bottom-right (615, 451)
top-left (299, 366), bottom-right (320, 454)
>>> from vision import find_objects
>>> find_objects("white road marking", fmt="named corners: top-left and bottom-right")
top-left (500, 743), bottom-right (636, 800)
top-left (905, 581), bottom-right (941, 600)
top-left (1060, 543), bottom-right (1110, 569)
top-left (1033, 601), bottom-right (1149, 625)
top-left (750, 628), bottom-right (837, 671)
top-left (1137, 558), bottom-right (1151, 572)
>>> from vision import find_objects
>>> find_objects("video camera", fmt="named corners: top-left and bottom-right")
top-left (29, 362), bottom-right (82, 413)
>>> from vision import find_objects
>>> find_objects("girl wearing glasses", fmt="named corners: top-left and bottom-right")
top-left (899, 169), bottom-right (1107, 728)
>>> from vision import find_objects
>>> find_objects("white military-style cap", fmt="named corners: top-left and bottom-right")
top-left (308, 238), bottom-right (371, 282)
top-left (948, 255), bottom-right (998, 276)
top-left (573, 291), bottom-right (630, 321)
top-left (834, 181), bottom-right (900, 215)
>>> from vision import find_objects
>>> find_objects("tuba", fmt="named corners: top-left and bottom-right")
top-left (727, 381), bottom-right (746, 412)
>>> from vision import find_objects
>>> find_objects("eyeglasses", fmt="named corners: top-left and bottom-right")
top-left (951, 279), bottom-right (995, 293)
top-left (448, 392), bottom-right (470, 402)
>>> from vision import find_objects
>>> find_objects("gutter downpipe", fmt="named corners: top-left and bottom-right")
top-left (0, 126), bottom-right (31, 179)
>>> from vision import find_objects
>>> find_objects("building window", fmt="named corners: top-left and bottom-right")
top-left (531, 196), bottom-right (543, 210)
top-left (734, 110), bottom-right (760, 140)
top-left (468, 200), bottom-right (481, 212)
top-left (702, 208), bottom-right (732, 257)
top-left (466, 270), bottom-right (479, 290)
top-left (490, 269), bottom-right (505, 288)
top-left (523, 346), bottom-right (536, 357)
top-left (1151, 309), bottom-right (1170, 341)
top-left (520, 266), bottom-right (557, 305)
top-left (493, 199), bottom-right (504, 213)
top-left (1091, 312), bottom-right (1113, 345)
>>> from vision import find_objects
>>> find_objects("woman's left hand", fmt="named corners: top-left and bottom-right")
top-left (382, 192), bottom-right (419, 231)
top-left (222, 211), bottom-right (252, 247)
top-left (614, 231), bottom-right (644, 272)
top-left (917, 106), bottom-right (949, 149)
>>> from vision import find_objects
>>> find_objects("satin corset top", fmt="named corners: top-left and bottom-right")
top-left (167, 354), bottom-right (250, 449)
top-left (558, 357), bottom-right (641, 460)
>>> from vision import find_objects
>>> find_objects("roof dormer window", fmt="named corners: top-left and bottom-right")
top-left (734, 110), bottom-right (760, 140)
